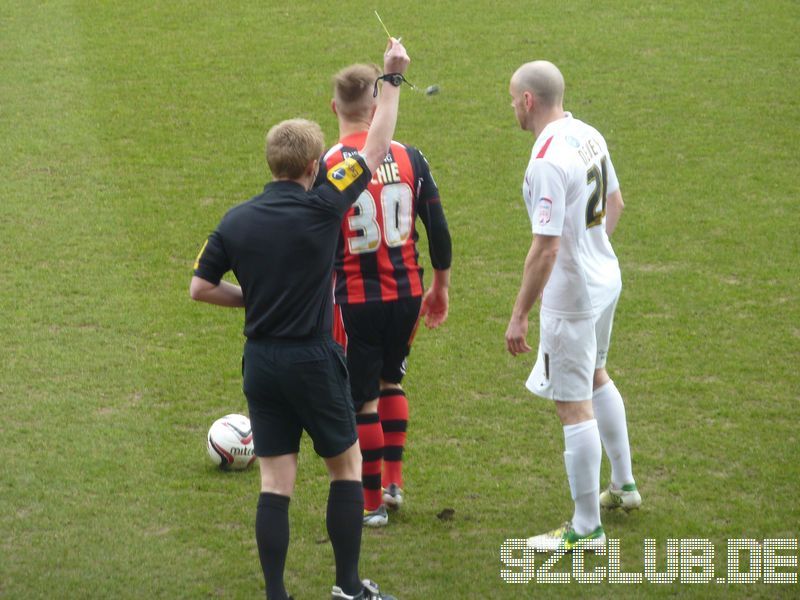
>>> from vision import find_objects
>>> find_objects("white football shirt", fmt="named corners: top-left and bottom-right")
top-left (522, 113), bottom-right (621, 318)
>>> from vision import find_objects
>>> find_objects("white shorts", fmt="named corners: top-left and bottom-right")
top-left (525, 296), bottom-right (619, 401)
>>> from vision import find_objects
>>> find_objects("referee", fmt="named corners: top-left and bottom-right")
top-left (190, 39), bottom-right (409, 600)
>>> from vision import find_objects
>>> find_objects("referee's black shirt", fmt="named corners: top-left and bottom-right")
top-left (194, 155), bottom-right (371, 340)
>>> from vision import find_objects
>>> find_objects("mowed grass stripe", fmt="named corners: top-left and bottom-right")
top-left (0, 4), bottom-right (250, 598)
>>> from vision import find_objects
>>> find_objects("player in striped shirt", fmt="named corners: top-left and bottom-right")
top-left (318, 63), bottom-right (452, 527)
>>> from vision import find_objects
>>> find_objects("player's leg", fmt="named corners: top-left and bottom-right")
top-left (244, 340), bottom-right (303, 600)
top-left (377, 382), bottom-right (407, 509)
top-left (592, 297), bottom-right (639, 510)
top-left (594, 377), bottom-right (640, 510)
top-left (555, 400), bottom-right (603, 539)
top-left (524, 315), bottom-right (604, 551)
top-left (340, 303), bottom-right (388, 526)
top-left (378, 296), bottom-right (421, 509)
top-left (356, 399), bottom-right (388, 526)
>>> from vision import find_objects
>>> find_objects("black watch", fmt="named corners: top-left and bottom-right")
top-left (381, 73), bottom-right (404, 87)
top-left (373, 73), bottom-right (408, 96)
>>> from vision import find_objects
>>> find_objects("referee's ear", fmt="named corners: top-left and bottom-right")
top-left (302, 159), bottom-right (320, 190)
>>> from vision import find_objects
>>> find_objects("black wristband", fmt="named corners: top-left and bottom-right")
top-left (373, 73), bottom-right (411, 97)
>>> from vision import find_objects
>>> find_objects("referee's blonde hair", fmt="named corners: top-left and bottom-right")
top-left (266, 119), bottom-right (325, 180)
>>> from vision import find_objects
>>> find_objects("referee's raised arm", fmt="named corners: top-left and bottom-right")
top-left (361, 38), bottom-right (409, 174)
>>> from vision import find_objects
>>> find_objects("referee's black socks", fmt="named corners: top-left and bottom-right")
top-left (256, 492), bottom-right (291, 600)
top-left (327, 480), bottom-right (364, 596)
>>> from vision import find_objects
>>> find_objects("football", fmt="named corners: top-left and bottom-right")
top-left (206, 414), bottom-right (256, 471)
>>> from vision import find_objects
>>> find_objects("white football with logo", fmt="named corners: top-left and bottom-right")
top-left (207, 414), bottom-right (256, 471)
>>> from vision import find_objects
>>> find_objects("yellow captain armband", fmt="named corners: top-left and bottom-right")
top-left (326, 157), bottom-right (364, 192)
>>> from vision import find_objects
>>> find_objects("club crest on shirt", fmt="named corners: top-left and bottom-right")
top-left (327, 157), bottom-right (364, 191)
top-left (538, 197), bottom-right (553, 225)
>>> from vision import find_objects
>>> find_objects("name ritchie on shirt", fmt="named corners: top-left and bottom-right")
top-left (341, 150), bottom-right (401, 185)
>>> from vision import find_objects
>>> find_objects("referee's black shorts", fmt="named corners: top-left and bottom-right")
top-left (242, 336), bottom-right (357, 458)
top-left (340, 296), bottom-right (422, 410)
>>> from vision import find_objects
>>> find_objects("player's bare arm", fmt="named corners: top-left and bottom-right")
top-left (605, 189), bottom-right (624, 237)
top-left (362, 38), bottom-right (409, 174)
top-left (420, 267), bottom-right (450, 329)
top-left (505, 234), bottom-right (559, 356)
top-left (189, 276), bottom-right (245, 308)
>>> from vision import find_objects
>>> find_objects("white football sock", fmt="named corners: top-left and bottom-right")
top-left (563, 419), bottom-right (602, 535)
top-left (592, 379), bottom-right (634, 488)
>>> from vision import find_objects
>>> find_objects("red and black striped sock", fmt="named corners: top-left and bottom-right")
top-left (379, 388), bottom-right (408, 489)
top-left (356, 411), bottom-right (384, 511)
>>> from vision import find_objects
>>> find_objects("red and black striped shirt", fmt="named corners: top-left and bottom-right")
top-left (318, 131), bottom-right (451, 305)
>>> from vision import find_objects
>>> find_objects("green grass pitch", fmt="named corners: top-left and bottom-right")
top-left (1, 1), bottom-right (798, 598)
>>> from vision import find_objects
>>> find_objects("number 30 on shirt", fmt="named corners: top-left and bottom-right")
top-left (346, 183), bottom-right (414, 254)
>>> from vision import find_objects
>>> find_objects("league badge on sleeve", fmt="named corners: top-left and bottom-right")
top-left (538, 197), bottom-right (553, 225)
top-left (327, 157), bottom-right (364, 191)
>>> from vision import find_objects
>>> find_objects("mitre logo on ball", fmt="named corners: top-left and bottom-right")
top-left (206, 413), bottom-right (256, 471)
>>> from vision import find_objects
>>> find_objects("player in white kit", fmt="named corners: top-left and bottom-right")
top-left (505, 60), bottom-right (640, 551)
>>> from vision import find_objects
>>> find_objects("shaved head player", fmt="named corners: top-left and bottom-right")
top-left (506, 60), bottom-right (640, 551)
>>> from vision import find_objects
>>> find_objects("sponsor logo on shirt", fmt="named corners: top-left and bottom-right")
top-left (538, 197), bottom-right (553, 225)
top-left (327, 157), bottom-right (364, 191)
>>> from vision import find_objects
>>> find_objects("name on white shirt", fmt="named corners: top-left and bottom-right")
top-left (578, 138), bottom-right (603, 167)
